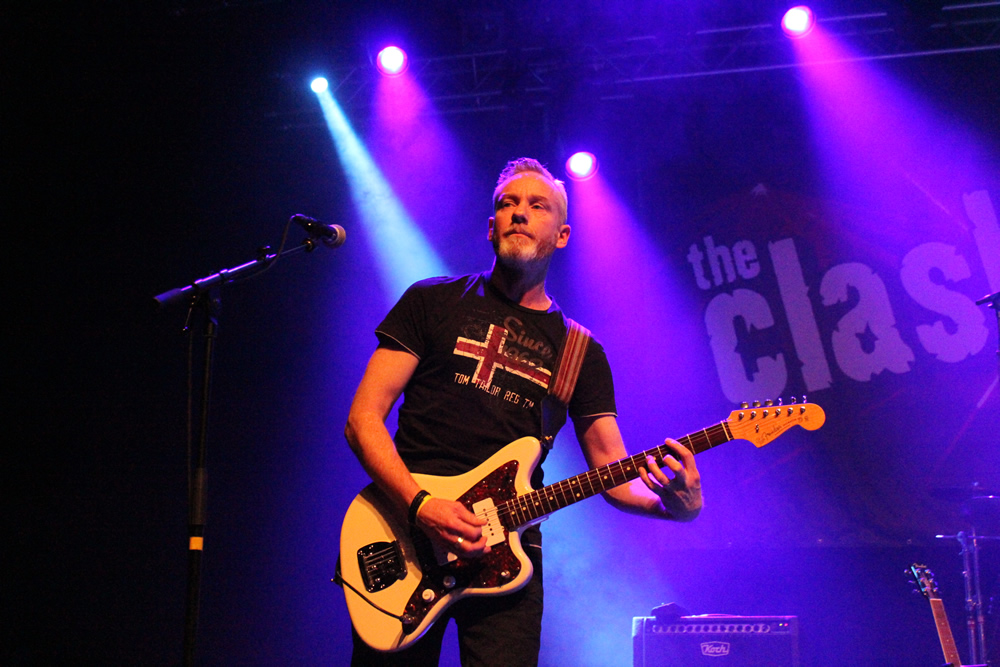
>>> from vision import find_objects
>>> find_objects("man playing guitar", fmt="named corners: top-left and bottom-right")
top-left (344, 158), bottom-right (703, 665)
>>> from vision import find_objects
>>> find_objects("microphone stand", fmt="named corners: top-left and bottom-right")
top-left (155, 234), bottom-right (327, 666)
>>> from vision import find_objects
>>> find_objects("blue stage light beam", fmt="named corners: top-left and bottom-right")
top-left (313, 87), bottom-right (449, 301)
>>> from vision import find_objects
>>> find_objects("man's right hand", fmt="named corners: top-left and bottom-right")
top-left (415, 497), bottom-right (491, 557)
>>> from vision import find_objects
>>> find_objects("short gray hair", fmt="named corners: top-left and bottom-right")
top-left (492, 157), bottom-right (568, 224)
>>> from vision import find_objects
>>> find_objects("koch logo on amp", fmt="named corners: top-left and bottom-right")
top-left (700, 641), bottom-right (731, 657)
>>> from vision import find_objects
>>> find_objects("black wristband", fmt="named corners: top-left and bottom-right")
top-left (408, 490), bottom-right (430, 527)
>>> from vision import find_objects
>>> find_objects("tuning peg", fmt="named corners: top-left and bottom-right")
top-left (740, 401), bottom-right (749, 409)
top-left (777, 397), bottom-right (784, 406)
top-left (802, 394), bottom-right (807, 403)
top-left (752, 400), bottom-right (761, 408)
top-left (790, 396), bottom-right (797, 404)
top-left (765, 399), bottom-right (773, 407)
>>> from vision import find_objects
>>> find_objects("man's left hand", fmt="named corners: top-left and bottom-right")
top-left (638, 438), bottom-right (702, 522)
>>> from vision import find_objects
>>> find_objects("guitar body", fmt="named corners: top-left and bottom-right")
top-left (340, 436), bottom-right (544, 653)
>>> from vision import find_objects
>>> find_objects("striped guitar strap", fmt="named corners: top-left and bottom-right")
top-left (540, 317), bottom-right (592, 449)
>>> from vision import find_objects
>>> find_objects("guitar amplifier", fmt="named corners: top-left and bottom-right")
top-left (632, 615), bottom-right (799, 667)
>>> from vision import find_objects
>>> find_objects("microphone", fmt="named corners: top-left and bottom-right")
top-left (292, 214), bottom-right (346, 248)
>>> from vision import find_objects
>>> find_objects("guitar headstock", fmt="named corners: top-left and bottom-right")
top-left (726, 397), bottom-right (825, 448)
top-left (909, 563), bottom-right (941, 600)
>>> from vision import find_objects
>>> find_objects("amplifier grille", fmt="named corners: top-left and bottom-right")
top-left (652, 619), bottom-right (795, 635)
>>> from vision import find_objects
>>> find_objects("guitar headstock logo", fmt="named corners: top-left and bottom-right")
top-left (726, 398), bottom-right (826, 448)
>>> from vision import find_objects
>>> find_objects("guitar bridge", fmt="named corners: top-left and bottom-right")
top-left (358, 540), bottom-right (407, 593)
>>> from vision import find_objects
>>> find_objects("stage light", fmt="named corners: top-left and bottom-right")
top-left (312, 86), bottom-right (448, 300)
top-left (376, 46), bottom-right (408, 77)
top-left (310, 77), bottom-right (329, 93)
top-left (782, 6), bottom-right (815, 38)
top-left (566, 152), bottom-right (598, 181)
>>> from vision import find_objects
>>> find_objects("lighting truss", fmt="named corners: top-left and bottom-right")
top-left (268, 3), bottom-right (998, 126)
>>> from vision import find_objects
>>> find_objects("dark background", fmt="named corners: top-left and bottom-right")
top-left (8, 2), bottom-right (999, 665)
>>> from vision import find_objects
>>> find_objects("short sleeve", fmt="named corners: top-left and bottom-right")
top-left (374, 279), bottom-right (440, 358)
top-left (568, 338), bottom-right (617, 419)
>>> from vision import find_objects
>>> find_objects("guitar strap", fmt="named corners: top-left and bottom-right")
top-left (540, 316), bottom-right (591, 450)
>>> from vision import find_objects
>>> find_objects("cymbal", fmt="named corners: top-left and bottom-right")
top-left (931, 484), bottom-right (997, 501)
top-left (961, 495), bottom-right (1000, 532)
top-left (966, 495), bottom-right (999, 513)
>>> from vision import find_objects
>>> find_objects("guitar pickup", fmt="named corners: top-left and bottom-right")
top-left (473, 498), bottom-right (506, 548)
top-left (358, 540), bottom-right (407, 592)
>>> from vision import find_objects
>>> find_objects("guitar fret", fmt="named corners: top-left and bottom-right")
top-left (720, 420), bottom-right (733, 441)
top-left (512, 498), bottom-right (524, 527)
top-left (542, 488), bottom-right (556, 514)
top-left (607, 461), bottom-right (622, 487)
top-left (532, 489), bottom-right (545, 520)
top-left (554, 480), bottom-right (568, 508)
top-left (555, 482), bottom-right (568, 507)
top-left (686, 430), bottom-right (705, 454)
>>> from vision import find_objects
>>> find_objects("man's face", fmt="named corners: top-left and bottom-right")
top-left (489, 172), bottom-right (570, 267)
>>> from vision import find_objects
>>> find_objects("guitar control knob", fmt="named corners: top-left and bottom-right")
top-left (500, 570), bottom-right (511, 580)
top-left (422, 589), bottom-right (436, 602)
top-left (442, 576), bottom-right (456, 590)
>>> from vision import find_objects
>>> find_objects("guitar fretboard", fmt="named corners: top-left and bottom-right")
top-left (930, 598), bottom-right (962, 666)
top-left (500, 420), bottom-right (733, 529)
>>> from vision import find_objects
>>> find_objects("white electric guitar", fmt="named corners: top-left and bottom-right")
top-left (339, 399), bottom-right (825, 652)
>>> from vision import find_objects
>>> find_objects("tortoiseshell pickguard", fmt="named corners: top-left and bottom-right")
top-left (401, 461), bottom-right (526, 634)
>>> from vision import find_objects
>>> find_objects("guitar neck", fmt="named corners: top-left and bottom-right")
top-left (929, 598), bottom-right (962, 666)
top-left (503, 420), bottom-right (733, 527)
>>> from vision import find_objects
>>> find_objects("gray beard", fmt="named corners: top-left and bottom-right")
top-left (493, 232), bottom-right (558, 269)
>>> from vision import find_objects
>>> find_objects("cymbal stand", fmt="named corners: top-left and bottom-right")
top-left (959, 530), bottom-right (987, 664)
top-left (962, 289), bottom-right (999, 665)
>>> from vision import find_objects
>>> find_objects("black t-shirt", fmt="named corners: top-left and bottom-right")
top-left (376, 272), bottom-right (616, 482)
